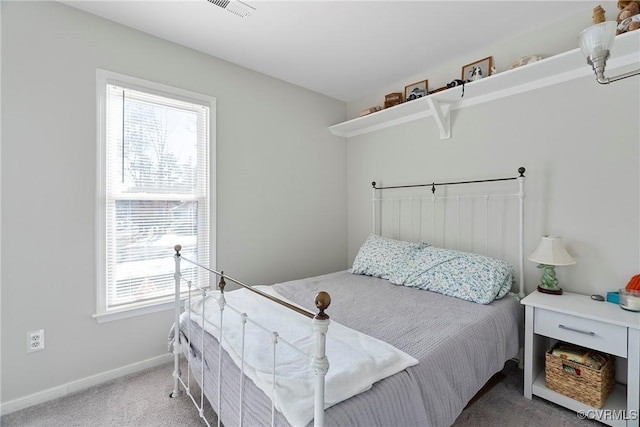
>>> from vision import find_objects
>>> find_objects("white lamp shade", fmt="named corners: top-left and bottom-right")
top-left (528, 236), bottom-right (576, 266)
top-left (578, 21), bottom-right (617, 58)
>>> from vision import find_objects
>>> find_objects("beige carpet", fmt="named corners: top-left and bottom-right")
top-left (2, 360), bottom-right (599, 426)
top-left (451, 361), bottom-right (599, 427)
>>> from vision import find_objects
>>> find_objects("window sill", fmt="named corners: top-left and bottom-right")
top-left (93, 298), bottom-right (184, 323)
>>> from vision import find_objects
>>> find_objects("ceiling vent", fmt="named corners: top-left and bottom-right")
top-left (206, 0), bottom-right (255, 18)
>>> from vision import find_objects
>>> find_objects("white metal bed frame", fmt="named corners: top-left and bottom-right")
top-left (371, 166), bottom-right (526, 298)
top-left (169, 166), bottom-right (526, 427)
top-left (170, 251), bottom-right (331, 427)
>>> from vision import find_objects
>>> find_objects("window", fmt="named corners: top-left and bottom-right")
top-left (95, 70), bottom-right (215, 321)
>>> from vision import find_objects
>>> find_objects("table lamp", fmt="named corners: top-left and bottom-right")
top-left (528, 236), bottom-right (576, 295)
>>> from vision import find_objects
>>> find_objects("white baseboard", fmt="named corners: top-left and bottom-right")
top-left (0, 353), bottom-right (173, 416)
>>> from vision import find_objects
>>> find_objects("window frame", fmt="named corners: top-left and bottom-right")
top-left (94, 69), bottom-right (216, 323)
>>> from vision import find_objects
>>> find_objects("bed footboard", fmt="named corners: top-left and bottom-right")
top-left (170, 244), bottom-right (331, 427)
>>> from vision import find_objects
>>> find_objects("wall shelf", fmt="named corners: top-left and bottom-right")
top-left (329, 31), bottom-right (639, 140)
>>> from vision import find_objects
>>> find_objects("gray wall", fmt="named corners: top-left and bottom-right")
top-left (2, 0), bottom-right (639, 410)
top-left (347, 78), bottom-right (639, 295)
top-left (1, 1), bottom-right (347, 404)
top-left (346, 6), bottom-right (640, 297)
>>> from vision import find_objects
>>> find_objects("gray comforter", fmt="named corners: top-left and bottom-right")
top-left (176, 270), bottom-right (520, 427)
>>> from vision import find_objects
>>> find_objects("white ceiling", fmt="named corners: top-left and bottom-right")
top-left (59, 0), bottom-right (594, 102)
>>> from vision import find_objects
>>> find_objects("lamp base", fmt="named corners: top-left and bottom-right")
top-left (537, 285), bottom-right (563, 295)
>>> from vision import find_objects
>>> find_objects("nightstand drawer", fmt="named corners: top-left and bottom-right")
top-left (534, 308), bottom-right (627, 357)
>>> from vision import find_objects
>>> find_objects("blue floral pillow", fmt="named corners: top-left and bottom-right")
top-left (404, 246), bottom-right (514, 304)
top-left (351, 234), bottom-right (425, 285)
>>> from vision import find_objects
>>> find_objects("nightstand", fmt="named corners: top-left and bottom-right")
top-left (522, 291), bottom-right (640, 427)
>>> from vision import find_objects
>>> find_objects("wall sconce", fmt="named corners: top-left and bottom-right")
top-left (529, 236), bottom-right (576, 295)
top-left (578, 21), bottom-right (640, 84)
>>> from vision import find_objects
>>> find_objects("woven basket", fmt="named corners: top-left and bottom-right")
top-left (545, 347), bottom-right (615, 408)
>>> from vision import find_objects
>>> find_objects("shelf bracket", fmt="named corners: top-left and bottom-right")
top-left (426, 98), bottom-right (450, 140)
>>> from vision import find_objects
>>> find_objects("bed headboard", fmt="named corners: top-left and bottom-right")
top-left (371, 167), bottom-right (525, 298)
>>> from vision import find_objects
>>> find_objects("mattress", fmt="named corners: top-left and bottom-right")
top-left (177, 270), bottom-right (520, 427)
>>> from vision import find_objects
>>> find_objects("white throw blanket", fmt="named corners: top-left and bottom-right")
top-left (182, 286), bottom-right (418, 427)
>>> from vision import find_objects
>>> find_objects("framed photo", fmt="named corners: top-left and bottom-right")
top-left (404, 80), bottom-right (428, 102)
top-left (461, 56), bottom-right (492, 82)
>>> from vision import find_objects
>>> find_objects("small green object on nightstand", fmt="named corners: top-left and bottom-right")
top-left (536, 264), bottom-right (563, 294)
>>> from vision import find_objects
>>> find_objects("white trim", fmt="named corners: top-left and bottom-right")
top-left (0, 0), bottom-right (4, 409)
top-left (93, 299), bottom-right (173, 323)
top-left (0, 354), bottom-right (172, 416)
top-left (93, 296), bottom-right (186, 323)
top-left (96, 69), bottom-right (108, 317)
top-left (95, 68), bottom-right (217, 320)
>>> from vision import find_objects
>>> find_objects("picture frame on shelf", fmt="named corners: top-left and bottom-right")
top-left (404, 80), bottom-right (428, 102)
top-left (462, 56), bottom-right (492, 82)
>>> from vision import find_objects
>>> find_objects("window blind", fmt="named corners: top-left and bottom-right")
top-left (103, 83), bottom-right (210, 310)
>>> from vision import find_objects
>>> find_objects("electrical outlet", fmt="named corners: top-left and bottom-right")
top-left (26, 329), bottom-right (45, 353)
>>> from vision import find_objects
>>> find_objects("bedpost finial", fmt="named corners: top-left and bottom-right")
top-left (314, 291), bottom-right (331, 320)
top-left (174, 244), bottom-right (182, 255)
top-left (372, 181), bottom-right (376, 189)
top-left (218, 271), bottom-right (226, 292)
top-left (518, 167), bottom-right (525, 177)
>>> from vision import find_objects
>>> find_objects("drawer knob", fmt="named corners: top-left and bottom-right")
top-left (558, 324), bottom-right (596, 336)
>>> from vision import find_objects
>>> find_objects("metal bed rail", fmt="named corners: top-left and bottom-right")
top-left (170, 245), bottom-right (331, 427)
